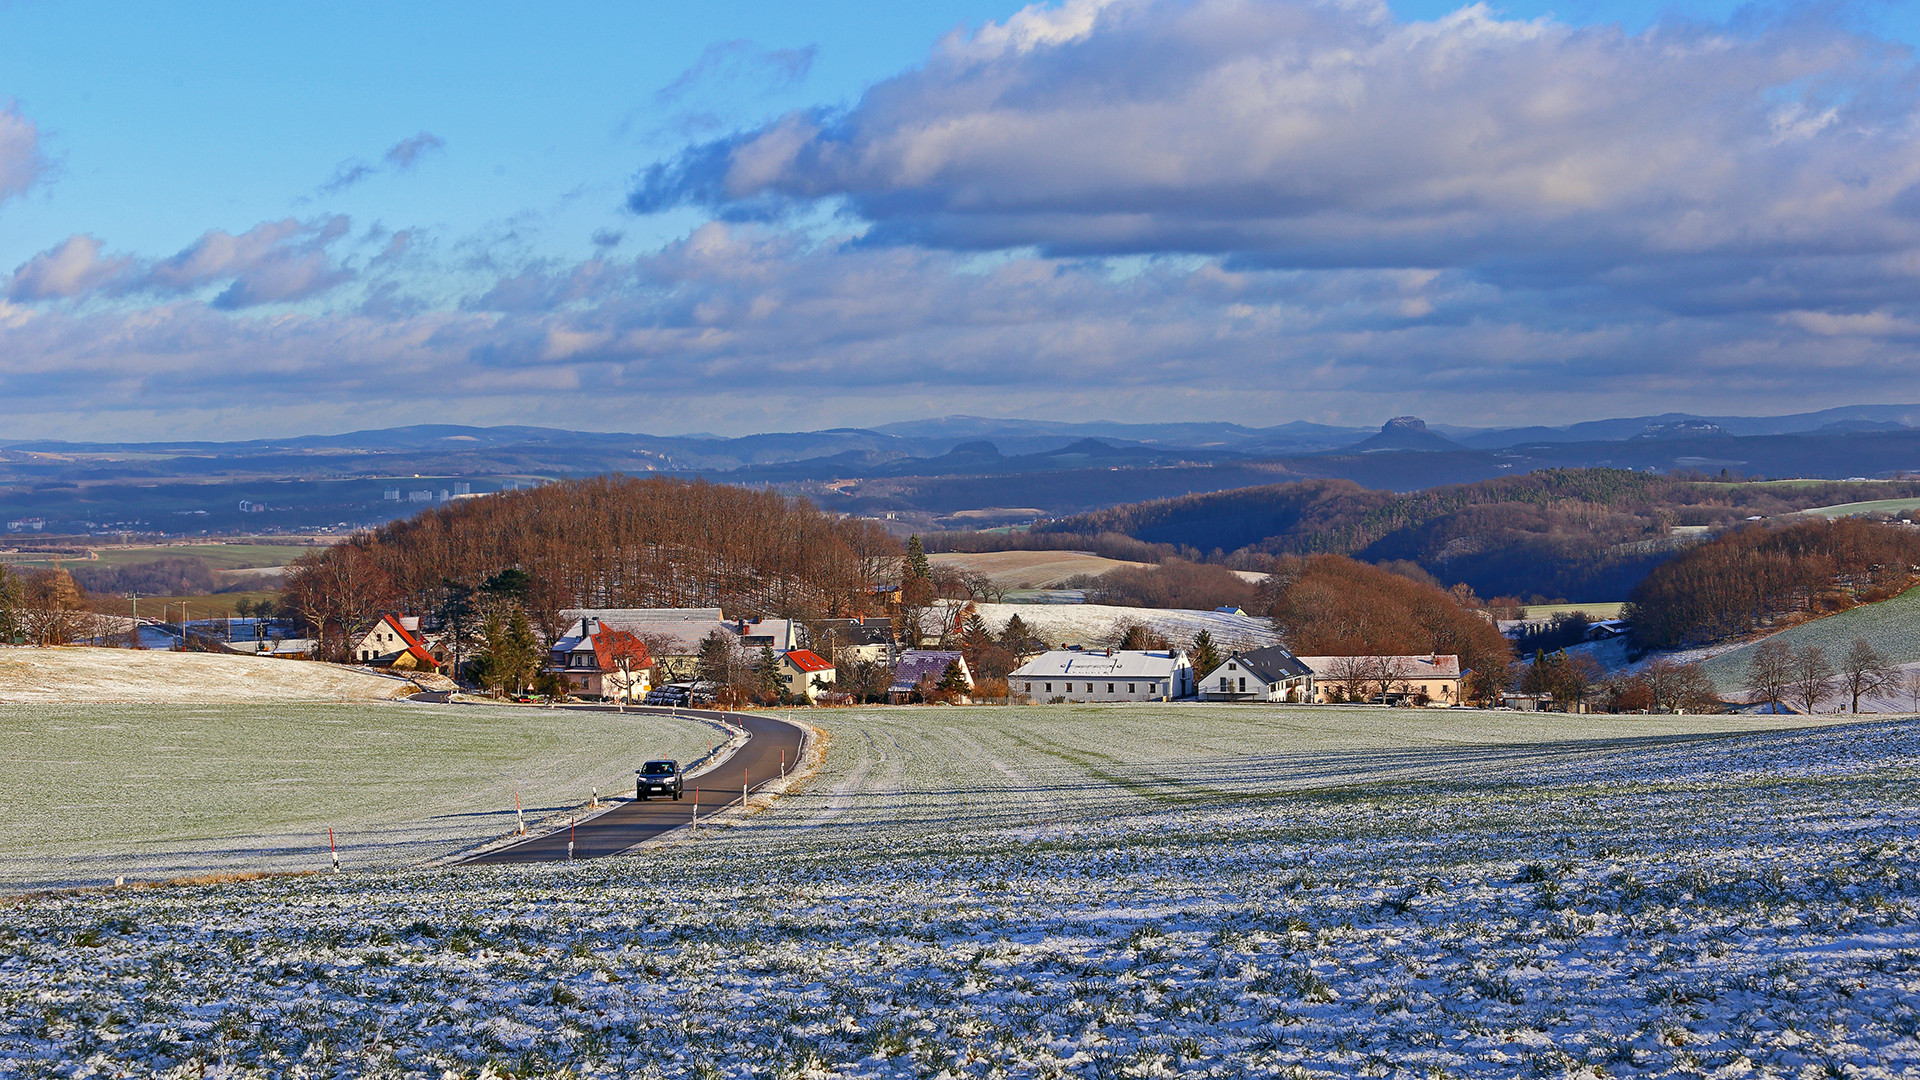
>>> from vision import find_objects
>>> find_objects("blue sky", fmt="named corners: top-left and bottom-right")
top-left (2, 0), bottom-right (1918, 440)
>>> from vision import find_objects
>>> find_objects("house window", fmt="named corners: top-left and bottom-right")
top-left (1044, 683), bottom-right (1052, 693)
top-left (1219, 676), bottom-right (1230, 691)
top-left (1024, 683), bottom-right (1032, 693)
top-left (1239, 677), bottom-right (1246, 693)
top-left (1128, 684), bottom-right (1135, 693)
top-left (1107, 684), bottom-right (1114, 694)
top-left (1086, 684), bottom-right (1094, 694)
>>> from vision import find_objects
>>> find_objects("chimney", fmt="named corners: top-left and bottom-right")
top-left (400, 616), bottom-right (420, 633)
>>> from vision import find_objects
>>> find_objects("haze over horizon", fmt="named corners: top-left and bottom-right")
top-left (4, 0), bottom-right (1920, 442)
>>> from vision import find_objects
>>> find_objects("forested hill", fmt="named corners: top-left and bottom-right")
top-left (1031, 471), bottom-right (1920, 603)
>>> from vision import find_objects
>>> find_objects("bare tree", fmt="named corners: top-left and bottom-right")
top-left (1839, 637), bottom-right (1896, 713)
top-left (1905, 668), bottom-right (1920, 714)
top-left (1790, 644), bottom-right (1835, 716)
top-left (1743, 638), bottom-right (1794, 713)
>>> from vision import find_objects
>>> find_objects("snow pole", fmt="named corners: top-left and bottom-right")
top-left (692, 788), bottom-right (699, 835)
top-left (744, 766), bottom-right (749, 804)
top-left (591, 787), bottom-right (599, 808)
top-left (781, 748), bottom-right (786, 777)
top-left (329, 827), bottom-right (339, 872)
top-left (568, 817), bottom-right (576, 862)
top-left (516, 792), bottom-right (525, 835)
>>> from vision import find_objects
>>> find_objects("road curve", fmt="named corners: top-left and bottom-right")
top-left (458, 707), bottom-right (807, 865)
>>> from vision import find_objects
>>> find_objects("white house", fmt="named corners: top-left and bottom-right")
top-left (1011, 649), bottom-right (1194, 702)
top-left (1197, 645), bottom-right (1314, 702)
top-left (779, 649), bottom-right (835, 702)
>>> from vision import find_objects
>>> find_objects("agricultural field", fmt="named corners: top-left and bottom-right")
top-left (5, 706), bottom-right (1916, 1077)
top-left (0, 542), bottom-right (314, 571)
top-left (928, 549), bottom-right (1151, 589)
top-left (1518, 601), bottom-right (1627, 621)
top-left (0, 702), bottom-right (718, 889)
top-left (0, 647), bottom-right (414, 704)
top-left (1801, 497), bottom-right (1920, 519)
top-left (967, 601), bottom-right (1282, 651)
top-left (1693, 585), bottom-right (1920, 700)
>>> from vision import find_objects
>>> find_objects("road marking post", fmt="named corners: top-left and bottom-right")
top-left (516, 792), bottom-right (525, 835)
top-left (591, 787), bottom-right (599, 808)
top-left (692, 788), bottom-right (698, 835)
top-left (568, 817), bottom-right (575, 862)
top-left (781, 748), bottom-right (786, 777)
top-left (329, 827), bottom-right (339, 873)
top-left (744, 767), bottom-right (748, 804)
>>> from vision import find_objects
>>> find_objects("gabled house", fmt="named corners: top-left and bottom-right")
top-left (557, 608), bottom-right (732, 682)
top-left (546, 620), bottom-right (654, 701)
top-left (1197, 646), bottom-right (1314, 702)
top-left (352, 614), bottom-right (438, 671)
top-left (780, 649), bottom-right (835, 702)
top-left (1294, 654), bottom-right (1463, 707)
top-left (1011, 649), bottom-right (1194, 702)
top-left (733, 618), bottom-right (800, 652)
top-left (809, 618), bottom-right (896, 664)
top-left (887, 650), bottom-right (972, 703)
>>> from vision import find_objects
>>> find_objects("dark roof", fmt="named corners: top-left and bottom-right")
top-left (814, 619), bottom-right (895, 648)
top-left (1218, 645), bottom-right (1312, 682)
top-left (889, 650), bottom-right (969, 692)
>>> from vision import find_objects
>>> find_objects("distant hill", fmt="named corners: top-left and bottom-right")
top-left (1343, 417), bottom-right (1466, 454)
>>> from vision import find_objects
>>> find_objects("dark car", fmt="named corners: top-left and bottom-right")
top-left (636, 760), bottom-right (683, 801)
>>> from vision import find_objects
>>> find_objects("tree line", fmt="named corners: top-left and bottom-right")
top-left (281, 475), bottom-right (899, 662)
top-left (1626, 518), bottom-right (1920, 650)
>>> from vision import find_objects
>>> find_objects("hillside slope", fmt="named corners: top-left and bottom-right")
top-left (1694, 586), bottom-right (1920, 701)
top-left (0, 647), bottom-right (416, 704)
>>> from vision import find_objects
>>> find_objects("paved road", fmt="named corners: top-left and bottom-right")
top-left (459, 707), bottom-right (806, 864)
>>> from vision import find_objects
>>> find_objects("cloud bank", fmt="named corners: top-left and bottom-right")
top-left (7, 1), bottom-right (1920, 439)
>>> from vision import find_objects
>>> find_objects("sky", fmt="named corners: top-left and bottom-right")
top-left (2, 0), bottom-right (1919, 441)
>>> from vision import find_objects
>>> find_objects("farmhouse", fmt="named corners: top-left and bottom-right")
top-left (779, 649), bottom-right (835, 702)
top-left (1196, 646), bottom-right (1314, 702)
top-left (1295, 654), bottom-right (1463, 706)
top-left (1012, 649), bottom-right (1195, 702)
top-left (546, 620), bottom-right (654, 701)
top-left (351, 614), bottom-right (438, 671)
top-left (558, 608), bottom-right (732, 681)
top-left (888, 650), bottom-right (973, 703)
top-left (809, 617), bottom-right (896, 664)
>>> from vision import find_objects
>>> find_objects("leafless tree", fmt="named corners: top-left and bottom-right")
top-left (1790, 644), bottom-right (1835, 715)
top-left (1743, 638), bottom-right (1794, 713)
top-left (1839, 637), bottom-right (1896, 713)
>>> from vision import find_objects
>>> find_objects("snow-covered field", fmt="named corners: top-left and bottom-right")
top-left (967, 602), bottom-right (1283, 651)
top-left (0, 646), bottom-right (415, 704)
top-left (0, 702), bottom-right (719, 889)
top-left (4, 706), bottom-right (1915, 1077)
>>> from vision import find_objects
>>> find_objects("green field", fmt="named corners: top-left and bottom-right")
top-left (0, 542), bottom-right (316, 571)
top-left (0, 702), bottom-right (718, 887)
top-left (1697, 584), bottom-right (1920, 697)
top-left (1800, 497), bottom-right (1920, 518)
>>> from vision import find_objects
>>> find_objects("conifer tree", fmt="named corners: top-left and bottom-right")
top-left (905, 535), bottom-right (931, 581)
top-left (1189, 630), bottom-right (1222, 677)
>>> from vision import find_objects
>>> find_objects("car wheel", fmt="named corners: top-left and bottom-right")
top-left (672, 791), bottom-right (681, 800)
top-left (637, 793), bottom-right (648, 801)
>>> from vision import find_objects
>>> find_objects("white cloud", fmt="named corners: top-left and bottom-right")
top-left (0, 103), bottom-right (43, 203)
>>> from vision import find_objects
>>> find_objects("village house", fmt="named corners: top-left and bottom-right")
top-left (545, 618), bottom-right (654, 701)
top-left (1295, 654), bottom-right (1463, 706)
top-left (733, 617), bottom-right (800, 652)
top-left (351, 614), bottom-right (439, 671)
top-left (808, 617), bottom-right (896, 664)
top-left (1011, 648), bottom-right (1195, 702)
top-left (1196, 645), bottom-right (1314, 702)
top-left (887, 650), bottom-right (973, 703)
top-left (557, 608), bottom-right (732, 682)
top-left (779, 649), bottom-right (835, 702)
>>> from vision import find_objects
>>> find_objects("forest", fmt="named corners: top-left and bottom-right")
top-left (1625, 517), bottom-right (1920, 650)
top-left (980, 470), bottom-right (1920, 602)
top-left (279, 476), bottom-right (898, 661)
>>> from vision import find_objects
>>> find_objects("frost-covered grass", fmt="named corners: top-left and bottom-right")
top-left (4, 708), bottom-right (1916, 1077)
top-left (0, 703), bottom-right (717, 888)
top-left (967, 603), bottom-right (1282, 651)
top-left (0, 647), bottom-right (412, 704)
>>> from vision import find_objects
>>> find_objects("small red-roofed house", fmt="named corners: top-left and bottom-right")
top-left (548, 621), bottom-right (655, 701)
top-left (779, 649), bottom-right (835, 702)
top-left (352, 614), bottom-right (440, 672)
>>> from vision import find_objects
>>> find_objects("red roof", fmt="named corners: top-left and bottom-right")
top-left (592, 629), bottom-right (653, 672)
top-left (380, 614), bottom-right (437, 667)
top-left (784, 649), bottom-right (833, 673)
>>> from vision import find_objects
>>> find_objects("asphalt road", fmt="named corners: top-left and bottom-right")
top-left (458, 707), bottom-right (806, 865)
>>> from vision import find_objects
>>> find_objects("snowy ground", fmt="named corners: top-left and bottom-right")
top-left (966, 602), bottom-right (1283, 651)
top-left (3, 707), bottom-right (1915, 1077)
top-left (0, 702), bottom-right (720, 889)
top-left (0, 646), bottom-right (414, 704)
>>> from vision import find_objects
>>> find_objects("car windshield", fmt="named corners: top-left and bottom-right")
top-left (642, 762), bottom-right (675, 776)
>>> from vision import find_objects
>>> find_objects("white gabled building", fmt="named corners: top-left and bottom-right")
top-left (1011, 649), bottom-right (1194, 702)
top-left (1197, 645), bottom-right (1314, 702)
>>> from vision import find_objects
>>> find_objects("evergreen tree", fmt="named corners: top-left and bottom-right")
top-left (937, 659), bottom-right (970, 695)
top-left (697, 629), bottom-right (738, 687)
top-left (757, 645), bottom-right (784, 700)
top-left (0, 565), bottom-right (20, 645)
top-left (905, 535), bottom-right (931, 581)
top-left (469, 609), bottom-right (506, 695)
top-left (500, 608), bottom-right (541, 696)
top-left (1189, 630), bottom-right (1222, 678)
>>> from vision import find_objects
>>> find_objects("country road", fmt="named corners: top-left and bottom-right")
top-left (457, 707), bottom-right (807, 864)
